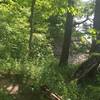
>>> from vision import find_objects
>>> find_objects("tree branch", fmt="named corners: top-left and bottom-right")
top-left (73, 15), bottom-right (89, 26)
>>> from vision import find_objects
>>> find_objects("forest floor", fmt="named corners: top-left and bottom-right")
top-left (68, 53), bottom-right (89, 64)
top-left (0, 54), bottom-right (95, 100)
top-left (0, 74), bottom-right (38, 100)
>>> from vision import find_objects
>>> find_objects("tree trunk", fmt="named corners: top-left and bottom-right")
top-left (73, 0), bottom-right (100, 82)
top-left (59, 0), bottom-right (73, 66)
top-left (29, 0), bottom-right (36, 57)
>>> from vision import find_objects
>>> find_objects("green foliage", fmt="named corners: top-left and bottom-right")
top-left (0, 89), bottom-right (13, 100)
top-left (0, 0), bottom-right (100, 100)
top-left (0, 58), bottom-right (100, 100)
top-left (0, 0), bottom-right (29, 59)
top-left (30, 33), bottom-right (54, 61)
top-left (71, 31), bottom-right (91, 53)
top-left (30, 63), bottom-right (100, 100)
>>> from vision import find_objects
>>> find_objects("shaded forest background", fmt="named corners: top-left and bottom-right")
top-left (0, 0), bottom-right (100, 100)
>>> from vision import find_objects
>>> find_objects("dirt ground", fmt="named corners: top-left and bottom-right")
top-left (0, 74), bottom-right (41, 100)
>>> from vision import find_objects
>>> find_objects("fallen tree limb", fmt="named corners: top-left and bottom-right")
top-left (40, 85), bottom-right (62, 100)
top-left (73, 55), bottom-right (100, 82)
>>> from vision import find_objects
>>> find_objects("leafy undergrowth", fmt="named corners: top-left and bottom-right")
top-left (0, 59), bottom-right (100, 100)
top-left (0, 89), bottom-right (13, 100)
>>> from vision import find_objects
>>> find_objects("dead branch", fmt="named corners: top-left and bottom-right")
top-left (40, 85), bottom-right (62, 100)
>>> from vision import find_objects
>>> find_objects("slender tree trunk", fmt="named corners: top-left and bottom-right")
top-left (29, 0), bottom-right (36, 57)
top-left (59, 0), bottom-right (73, 66)
top-left (73, 0), bottom-right (100, 82)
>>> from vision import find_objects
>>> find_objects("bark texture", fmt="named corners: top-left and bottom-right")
top-left (59, 0), bottom-right (73, 66)
top-left (29, 0), bottom-right (36, 56)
